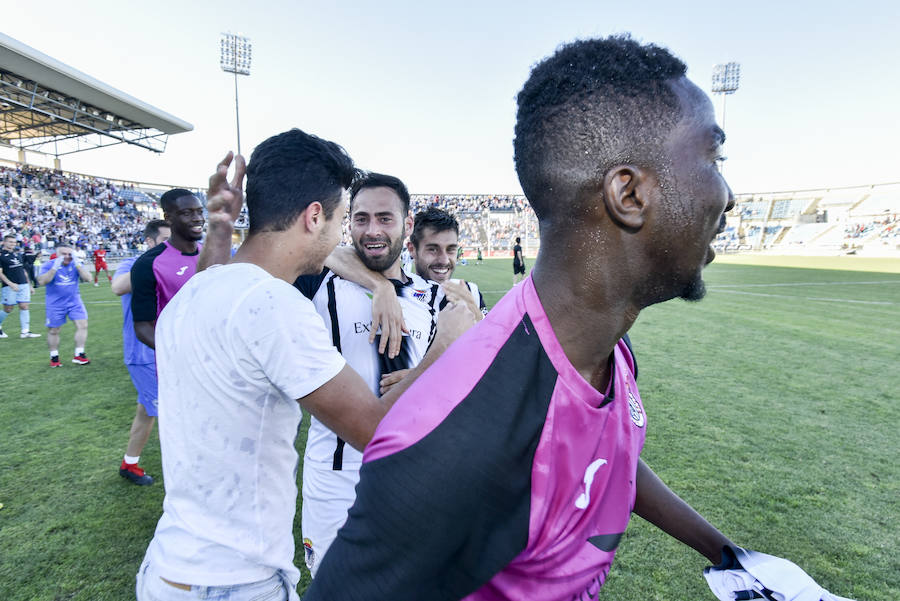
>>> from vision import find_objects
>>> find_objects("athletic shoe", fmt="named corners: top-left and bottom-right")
top-left (20, 331), bottom-right (41, 338)
top-left (119, 461), bottom-right (154, 486)
top-left (72, 353), bottom-right (91, 365)
top-left (93, 282), bottom-right (99, 287)
top-left (0, 329), bottom-right (7, 339)
top-left (49, 357), bottom-right (61, 367)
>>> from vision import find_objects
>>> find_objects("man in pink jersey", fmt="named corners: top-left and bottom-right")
top-left (304, 36), bottom-right (804, 601)
top-left (130, 188), bottom-right (203, 349)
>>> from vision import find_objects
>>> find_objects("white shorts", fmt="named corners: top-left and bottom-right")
top-left (300, 463), bottom-right (360, 578)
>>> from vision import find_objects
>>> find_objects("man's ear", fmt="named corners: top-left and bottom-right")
top-left (303, 201), bottom-right (325, 232)
top-left (602, 165), bottom-right (651, 230)
top-left (406, 240), bottom-right (416, 258)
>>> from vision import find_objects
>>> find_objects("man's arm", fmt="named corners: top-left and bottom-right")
top-left (324, 245), bottom-right (406, 358)
top-left (74, 262), bottom-right (92, 282)
top-left (299, 300), bottom-right (477, 451)
top-left (36, 258), bottom-right (62, 285)
top-left (197, 152), bottom-right (246, 272)
top-left (0, 271), bottom-right (17, 289)
top-left (110, 271), bottom-right (131, 296)
top-left (133, 320), bottom-right (156, 349)
top-left (633, 458), bottom-right (733, 564)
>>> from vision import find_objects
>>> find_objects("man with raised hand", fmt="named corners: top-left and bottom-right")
top-left (111, 220), bottom-right (171, 486)
top-left (136, 130), bottom-right (476, 601)
top-left (37, 245), bottom-right (92, 366)
top-left (305, 36), bottom-right (853, 601)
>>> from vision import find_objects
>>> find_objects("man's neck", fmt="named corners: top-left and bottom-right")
top-left (381, 261), bottom-right (406, 283)
top-left (168, 236), bottom-right (197, 254)
top-left (531, 246), bottom-right (639, 392)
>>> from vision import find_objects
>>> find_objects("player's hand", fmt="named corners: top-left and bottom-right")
top-left (52, 257), bottom-right (63, 270)
top-left (207, 151), bottom-right (247, 225)
top-left (441, 279), bottom-right (484, 322)
top-left (432, 299), bottom-right (479, 352)
top-left (9, 282), bottom-right (19, 292)
top-left (371, 280), bottom-right (408, 358)
top-left (704, 546), bottom-right (857, 601)
top-left (379, 369), bottom-right (411, 395)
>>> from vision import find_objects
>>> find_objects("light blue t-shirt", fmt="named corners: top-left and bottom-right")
top-left (115, 256), bottom-right (155, 365)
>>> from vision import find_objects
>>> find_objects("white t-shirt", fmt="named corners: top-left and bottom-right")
top-left (303, 271), bottom-right (441, 470)
top-left (144, 262), bottom-right (346, 587)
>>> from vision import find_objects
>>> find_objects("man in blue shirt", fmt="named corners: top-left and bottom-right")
top-left (38, 245), bottom-right (93, 366)
top-left (111, 220), bottom-right (171, 485)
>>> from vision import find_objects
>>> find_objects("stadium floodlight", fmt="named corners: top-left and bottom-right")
top-left (711, 62), bottom-right (740, 131)
top-left (219, 32), bottom-right (251, 155)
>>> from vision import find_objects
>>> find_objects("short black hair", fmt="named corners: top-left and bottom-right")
top-left (515, 236), bottom-right (521, 244)
top-left (160, 188), bottom-right (196, 214)
top-left (514, 35), bottom-right (687, 226)
top-left (409, 207), bottom-right (458, 249)
top-left (3, 233), bottom-right (15, 241)
top-left (245, 128), bottom-right (356, 235)
top-left (350, 172), bottom-right (410, 216)
top-left (143, 219), bottom-right (170, 240)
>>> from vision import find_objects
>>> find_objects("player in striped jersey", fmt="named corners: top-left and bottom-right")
top-left (294, 173), bottom-right (456, 576)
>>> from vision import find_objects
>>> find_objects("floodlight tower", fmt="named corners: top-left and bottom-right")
top-left (711, 62), bottom-right (740, 132)
top-left (220, 33), bottom-right (251, 155)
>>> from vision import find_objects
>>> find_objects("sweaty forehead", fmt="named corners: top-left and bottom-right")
top-left (351, 186), bottom-right (404, 216)
top-left (667, 77), bottom-right (722, 145)
top-left (173, 195), bottom-right (201, 210)
top-left (419, 227), bottom-right (458, 247)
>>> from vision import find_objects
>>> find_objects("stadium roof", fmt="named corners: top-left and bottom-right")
top-left (0, 33), bottom-right (192, 156)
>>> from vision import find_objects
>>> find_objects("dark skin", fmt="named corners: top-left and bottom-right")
top-left (134, 194), bottom-right (203, 349)
top-left (531, 76), bottom-right (734, 564)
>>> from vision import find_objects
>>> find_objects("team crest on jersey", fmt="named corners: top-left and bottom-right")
top-left (412, 288), bottom-right (428, 302)
top-left (303, 537), bottom-right (316, 570)
top-left (627, 391), bottom-right (645, 428)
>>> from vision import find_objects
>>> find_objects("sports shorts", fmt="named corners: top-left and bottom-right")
top-left (513, 261), bottom-right (525, 275)
top-left (94, 261), bottom-right (108, 271)
top-left (1, 284), bottom-right (31, 305)
top-left (45, 298), bottom-right (88, 327)
top-left (127, 363), bottom-right (159, 417)
top-left (301, 463), bottom-right (361, 577)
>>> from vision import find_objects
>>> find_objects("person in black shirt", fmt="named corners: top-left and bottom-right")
top-left (512, 235), bottom-right (525, 285)
top-left (0, 234), bottom-right (40, 338)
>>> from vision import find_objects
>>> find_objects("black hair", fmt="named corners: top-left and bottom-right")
top-left (3, 233), bottom-right (15, 240)
top-left (143, 219), bottom-right (170, 241)
top-left (409, 207), bottom-right (459, 249)
top-left (514, 35), bottom-right (687, 226)
top-left (160, 188), bottom-right (196, 214)
top-left (350, 172), bottom-right (410, 216)
top-left (515, 236), bottom-right (521, 244)
top-left (245, 128), bottom-right (357, 235)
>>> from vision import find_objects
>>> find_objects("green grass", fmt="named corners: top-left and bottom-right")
top-left (1, 256), bottom-right (898, 600)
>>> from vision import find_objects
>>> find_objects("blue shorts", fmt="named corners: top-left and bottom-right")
top-left (127, 363), bottom-right (159, 417)
top-left (1, 284), bottom-right (31, 306)
top-left (44, 298), bottom-right (88, 328)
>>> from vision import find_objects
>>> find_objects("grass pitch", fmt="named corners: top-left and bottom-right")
top-left (0, 256), bottom-right (897, 600)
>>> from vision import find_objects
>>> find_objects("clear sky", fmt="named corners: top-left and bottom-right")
top-left (3, 0), bottom-right (898, 195)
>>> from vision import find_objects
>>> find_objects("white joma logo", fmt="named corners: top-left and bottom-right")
top-left (176, 266), bottom-right (188, 276)
top-left (575, 458), bottom-right (608, 510)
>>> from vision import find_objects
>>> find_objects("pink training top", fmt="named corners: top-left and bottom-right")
top-left (130, 240), bottom-right (201, 322)
top-left (305, 275), bottom-right (647, 601)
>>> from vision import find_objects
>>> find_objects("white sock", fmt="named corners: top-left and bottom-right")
top-left (75, 347), bottom-right (84, 355)
top-left (50, 351), bottom-right (59, 359)
top-left (124, 455), bottom-right (140, 465)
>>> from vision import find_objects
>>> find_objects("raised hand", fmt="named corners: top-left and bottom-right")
top-left (207, 151), bottom-right (247, 224)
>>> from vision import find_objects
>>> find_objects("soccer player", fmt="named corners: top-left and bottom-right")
top-left (305, 36), bottom-right (826, 601)
top-left (511, 235), bottom-right (525, 285)
top-left (37, 246), bottom-right (92, 366)
top-left (130, 189), bottom-right (203, 350)
top-left (111, 220), bottom-right (171, 486)
top-left (93, 245), bottom-right (111, 286)
top-left (295, 173), bottom-right (457, 576)
top-left (407, 206), bottom-right (486, 312)
top-left (136, 131), bottom-right (476, 601)
top-left (0, 234), bottom-right (40, 339)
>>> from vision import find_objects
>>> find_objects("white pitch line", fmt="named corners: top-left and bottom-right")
top-left (710, 280), bottom-right (900, 288)
top-left (713, 289), bottom-right (896, 306)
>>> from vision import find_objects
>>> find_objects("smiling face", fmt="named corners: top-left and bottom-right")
top-left (2, 236), bottom-right (15, 251)
top-left (410, 226), bottom-right (459, 283)
top-left (647, 78), bottom-right (734, 303)
top-left (349, 186), bottom-right (411, 277)
top-left (165, 194), bottom-right (204, 242)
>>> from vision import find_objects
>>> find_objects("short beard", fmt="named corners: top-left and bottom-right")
top-left (354, 235), bottom-right (404, 273)
top-left (679, 275), bottom-right (707, 302)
